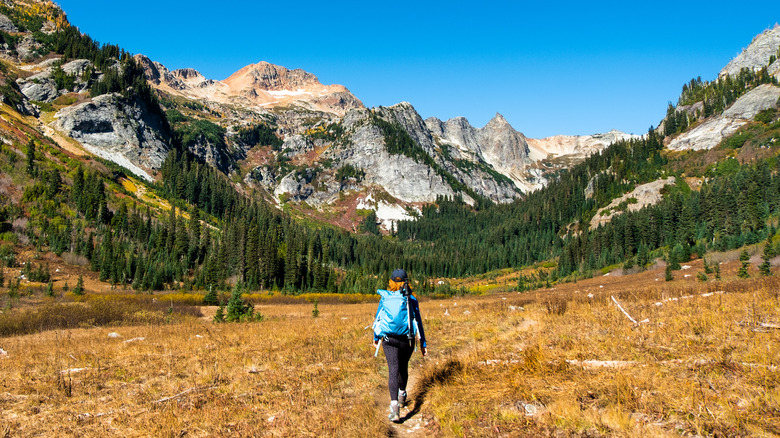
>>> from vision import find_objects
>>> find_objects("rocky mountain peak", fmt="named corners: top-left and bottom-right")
top-left (486, 112), bottom-right (509, 127)
top-left (134, 54), bottom-right (163, 84)
top-left (720, 24), bottom-right (780, 78)
top-left (224, 61), bottom-right (326, 91)
top-left (171, 68), bottom-right (204, 81)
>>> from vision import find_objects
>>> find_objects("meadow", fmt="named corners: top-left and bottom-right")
top-left (1, 257), bottom-right (779, 437)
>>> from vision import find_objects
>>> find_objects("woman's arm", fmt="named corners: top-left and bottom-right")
top-left (412, 297), bottom-right (427, 349)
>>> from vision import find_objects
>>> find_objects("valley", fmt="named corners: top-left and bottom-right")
top-left (0, 1), bottom-right (779, 436)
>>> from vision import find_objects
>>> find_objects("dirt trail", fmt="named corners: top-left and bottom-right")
top-left (374, 363), bottom-right (427, 437)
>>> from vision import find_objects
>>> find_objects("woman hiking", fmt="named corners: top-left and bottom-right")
top-left (372, 269), bottom-right (427, 423)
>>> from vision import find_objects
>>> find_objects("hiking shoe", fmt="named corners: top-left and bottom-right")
top-left (398, 391), bottom-right (407, 408)
top-left (388, 403), bottom-right (401, 422)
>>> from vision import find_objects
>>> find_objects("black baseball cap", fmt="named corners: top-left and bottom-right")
top-left (391, 269), bottom-right (408, 282)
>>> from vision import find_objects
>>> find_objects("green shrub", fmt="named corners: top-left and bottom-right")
top-left (755, 109), bottom-right (777, 124)
top-left (0, 244), bottom-right (15, 267)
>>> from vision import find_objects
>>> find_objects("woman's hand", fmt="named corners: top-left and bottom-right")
top-left (421, 346), bottom-right (428, 357)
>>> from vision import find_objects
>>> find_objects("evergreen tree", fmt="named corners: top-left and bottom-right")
top-left (225, 285), bottom-right (258, 322)
top-left (665, 264), bottom-right (674, 281)
top-left (203, 285), bottom-right (218, 306)
top-left (359, 211), bottom-right (380, 235)
top-left (72, 275), bottom-right (84, 295)
top-left (703, 258), bottom-right (713, 274)
top-left (738, 249), bottom-right (751, 278)
top-left (312, 299), bottom-right (319, 318)
top-left (25, 138), bottom-right (36, 177)
top-left (759, 240), bottom-right (773, 276)
top-left (213, 304), bottom-right (225, 323)
top-left (668, 249), bottom-right (681, 271)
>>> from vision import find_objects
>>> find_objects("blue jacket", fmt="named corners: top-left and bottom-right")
top-left (373, 291), bottom-right (427, 348)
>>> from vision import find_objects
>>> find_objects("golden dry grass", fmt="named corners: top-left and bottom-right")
top-left (1, 259), bottom-right (779, 437)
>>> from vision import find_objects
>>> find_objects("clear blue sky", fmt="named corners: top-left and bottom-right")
top-left (56, 1), bottom-right (778, 138)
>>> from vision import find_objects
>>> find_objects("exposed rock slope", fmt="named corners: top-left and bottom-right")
top-left (720, 25), bottom-right (780, 79)
top-left (53, 93), bottom-right (171, 181)
top-left (667, 84), bottom-right (780, 151)
top-left (426, 115), bottom-right (634, 192)
top-left (527, 130), bottom-right (638, 161)
top-left (590, 177), bottom-right (676, 229)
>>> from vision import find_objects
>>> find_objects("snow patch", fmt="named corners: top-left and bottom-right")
top-left (356, 194), bottom-right (419, 230)
top-left (266, 89), bottom-right (312, 97)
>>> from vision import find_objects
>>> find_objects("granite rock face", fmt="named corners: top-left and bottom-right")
top-left (428, 112), bottom-right (631, 195)
top-left (0, 13), bottom-right (18, 32)
top-left (331, 105), bottom-right (459, 204)
top-left (52, 93), bottom-right (170, 181)
top-left (590, 177), bottom-right (677, 229)
top-left (668, 84), bottom-right (780, 151)
top-left (720, 25), bottom-right (780, 78)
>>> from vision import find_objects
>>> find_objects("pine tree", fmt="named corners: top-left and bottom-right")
top-left (25, 138), bottom-right (36, 177)
top-left (213, 304), bottom-right (225, 323)
top-left (668, 249), bottom-right (681, 271)
top-left (759, 240), bottom-right (773, 276)
top-left (737, 249), bottom-right (751, 278)
top-left (203, 285), bottom-right (218, 306)
top-left (703, 258), bottom-right (713, 274)
top-left (72, 275), bottom-right (84, 295)
top-left (225, 285), bottom-right (260, 322)
top-left (665, 264), bottom-right (674, 281)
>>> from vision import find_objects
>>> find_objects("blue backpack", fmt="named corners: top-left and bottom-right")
top-left (373, 288), bottom-right (415, 340)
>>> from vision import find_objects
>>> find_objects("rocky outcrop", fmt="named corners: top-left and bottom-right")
top-left (426, 113), bottom-right (627, 194)
top-left (52, 93), bottom-right (171, 181)
top-left (332, 106), bottom-right (458, 204)
top-left (16, 59), bottom-right (93, 102)
top-left (18, 80), bottom-right (57, 102)
top-left (479, 114), bottom-right (533, 178)
top-left (668, 84), bottom-right (780, 151)
top-left (0, 13), bottom-right (18, 32)
top-left (365, 104), bottom-right (517, 203)
top-left (274, 168), bottom-right (316, 202)
top-left (426, 113), bottom-right (532, 188)
top-left (720, 25), bottom-right (780, 78)
top-left (590, 177), bottom-right (676, 229)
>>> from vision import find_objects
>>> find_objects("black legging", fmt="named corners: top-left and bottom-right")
top-left (382, 335), bottom-right (415, 401)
